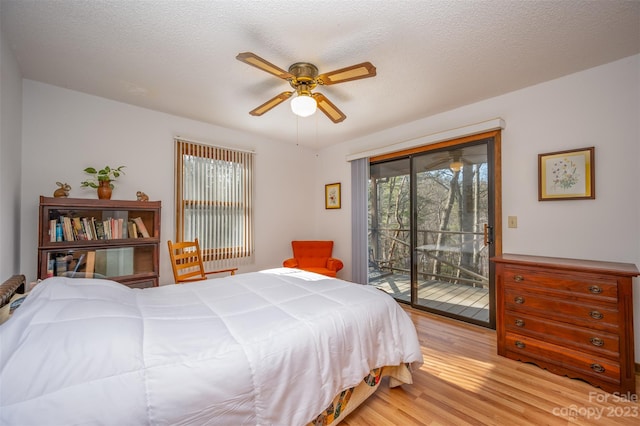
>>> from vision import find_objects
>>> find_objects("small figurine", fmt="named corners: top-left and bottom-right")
top-left (136, 191), bottom-right (149, 202)
top-left (53, 182), bottom-right (71, 198)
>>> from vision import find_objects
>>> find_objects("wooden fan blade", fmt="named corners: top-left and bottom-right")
top-left (236, 52), bottom-right (294, 80)
top-left (249, 91), bottom-right (293, 116)
top-left (317, 62), bottom-right (376, 85)
top-left (313, 93), bottom-right (346, 123)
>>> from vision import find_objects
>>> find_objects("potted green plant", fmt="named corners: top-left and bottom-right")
top-left (80, 165), bottom-right (125, 199)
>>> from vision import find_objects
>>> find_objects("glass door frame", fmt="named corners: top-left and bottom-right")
top-left (411, 136), bottom-right (498, 328)
top-left (369, 130), bottom-right (502, 329)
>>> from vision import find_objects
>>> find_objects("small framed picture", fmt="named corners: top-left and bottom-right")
top-left (325, 183), bottom-right (341, 209)
top-left (538, 147), bottom-right (595, 201)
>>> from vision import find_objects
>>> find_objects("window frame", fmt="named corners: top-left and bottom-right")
top-left (175, 139), bottom-right (254, 263)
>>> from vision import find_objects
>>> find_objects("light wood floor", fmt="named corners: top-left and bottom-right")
top-left (342, 306), bottom-right (639, 425)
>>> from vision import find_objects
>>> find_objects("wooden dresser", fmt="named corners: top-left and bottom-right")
top-left (492, 254), bottom-right (639, 394)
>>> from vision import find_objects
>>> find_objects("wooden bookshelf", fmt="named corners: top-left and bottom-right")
top-left (37, 196), bottom-right (161, 288)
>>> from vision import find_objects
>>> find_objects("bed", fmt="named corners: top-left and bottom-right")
top-left (0, 268), bottom-right (423, 425)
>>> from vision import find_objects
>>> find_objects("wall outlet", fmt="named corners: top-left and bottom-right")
top-left (508, 216), bottom-right (518, 228)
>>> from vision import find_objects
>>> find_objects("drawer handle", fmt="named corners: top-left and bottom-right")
top-left (514, 296), bottom-right (525, 304)
top-left (591, 363), bottom-right (605, 374)
top-left (515, 319), bottom-right (525, 327)
top-left (588, 285), bottom-right (602, 294)
top-left (514, 275), bottom-right (524, 282)
top-left (590, 337), bottom-right (604, 347)
top-left (589, 310), bottom-right (603, 320)
top-left (515, 341), bottom-right (525, 349)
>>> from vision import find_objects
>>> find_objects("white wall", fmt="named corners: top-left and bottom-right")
top-left (20, 81), bottom-right (318, 285)
top-left (317, 54), bottom-right (640, 360)
top-left (0, 29), bottom-right (23, 280)
top-left (10, 49), bottom-right (640, 360)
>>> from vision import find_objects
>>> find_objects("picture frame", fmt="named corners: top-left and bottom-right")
top-left (538, 147), bottom-right (595, 201)
top-left (325, 183), bottom-right (341, 209)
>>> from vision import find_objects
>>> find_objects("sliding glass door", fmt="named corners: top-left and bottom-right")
top-left (369, 158), bottom-right (411, 301)
top-left (413, 141), bottom-right (493, 325)
top-left (369, 134), bottom-right (498, 328)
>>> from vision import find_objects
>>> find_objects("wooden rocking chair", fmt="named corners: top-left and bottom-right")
top-left (167, 238), bottom-right (237, 283)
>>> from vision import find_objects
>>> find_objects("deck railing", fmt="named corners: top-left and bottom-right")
top-left (369, 227), bottom-right (488, 288)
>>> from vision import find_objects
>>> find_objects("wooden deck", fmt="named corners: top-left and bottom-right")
top-left (369, 273), bottom-right (490, 323)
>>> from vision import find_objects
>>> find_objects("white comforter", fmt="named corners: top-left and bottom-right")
top-left (0, 268), bottom-right (423, 425)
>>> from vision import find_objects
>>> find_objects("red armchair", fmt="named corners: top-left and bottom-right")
top-left (283, 241), bottom-right (344, 277)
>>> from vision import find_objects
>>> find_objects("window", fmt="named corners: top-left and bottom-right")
top-left (175, 139), bottom-right (254, 264)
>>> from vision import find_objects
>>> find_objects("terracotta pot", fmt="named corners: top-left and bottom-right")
top-left (97, 180), bottom-right (112, 200)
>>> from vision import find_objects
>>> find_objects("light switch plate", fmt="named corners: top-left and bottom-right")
top-left (508, 216), bottom-right (517, 228)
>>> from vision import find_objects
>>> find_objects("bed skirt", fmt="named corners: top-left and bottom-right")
top-left (309, 363), bottom-right (414, 426)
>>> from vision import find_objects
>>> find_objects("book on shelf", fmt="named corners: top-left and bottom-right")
top-left (55, 255), bottom-right (67, 276)
top-left (80, 218), bottom-right (88, 240)
top-left (85, 251), bottom-right (95, 279)
top-left (59, 218), bottom-right (67, 241)
top-left (132, 217), bottom-right (150, 238)
top-left (81, 217), bottom-right (94, 240)
top-left (91, 218), bottom-right (98, 240)
top-left (128, 221), bottom-right (138, 239)
top-left (118, 218), bottom-right (126, 238)
top-left (51, 216), bottom-right (88, 242)
top-left (72, 217), bottom-right (86, 240)
top-left (49, 215), bottom-right (136, 242)
top-left (48, 213), bottom-right (152, 242)
top-left (47, 258), bottom-right (54, 277)
top-left (49, 219), bottom-right (57, 242)
top-left (96, 220), bottom-right (106, 240)
top-left (113, 218), bottom-right (121, 239)
top-left (62, 217), bottom-right (74, 241)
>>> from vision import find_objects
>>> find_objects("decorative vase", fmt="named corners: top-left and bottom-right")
top-left (97, 180), bottom-right (112, 200)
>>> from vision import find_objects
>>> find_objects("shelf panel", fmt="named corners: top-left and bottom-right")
top-left (40, 238), bottom-right (160, 249)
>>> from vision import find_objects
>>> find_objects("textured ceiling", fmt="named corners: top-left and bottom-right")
top-left (1, 0), bottom-right (639, 148)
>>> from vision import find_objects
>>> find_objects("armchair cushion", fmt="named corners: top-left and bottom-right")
top-left (326, 257), bottom-right (344, 272)
top-left (282, 258), bottom-right (299, 268)
top-left (283, 241), bottom-right (344, 278)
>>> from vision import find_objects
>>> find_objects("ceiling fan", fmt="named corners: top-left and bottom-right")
top-left (236, 52), bottom-right (376, 123)
top-left (420, 149), bottom-right (487, 173)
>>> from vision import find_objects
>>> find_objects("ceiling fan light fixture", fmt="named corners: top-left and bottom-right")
top-left (290, 93), bottom-right (317, 117)
top-left (449, 161), bottom-right (463, 172)
top-left (236, 52), bottom-right (375, 122)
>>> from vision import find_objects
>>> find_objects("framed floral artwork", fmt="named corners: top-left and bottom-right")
top-left (325, 183), bottom-right (341, 209)
top-left (538, 147), bottom-right (595, 201)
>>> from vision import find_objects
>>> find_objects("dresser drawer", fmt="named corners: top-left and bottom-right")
top-left (504, 310), bottom-right (620, 359)
top-left (504, 287), bottom-right (619, 331)
top-left (504, 333), bottom-right (621, 386)
top-left (502, 265), bottom-right (618, 303)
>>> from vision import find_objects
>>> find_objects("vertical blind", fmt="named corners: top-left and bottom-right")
top-left (351, 158), bottom-right (369, 284)
top-left (175, 139), bottom-right (254, 267)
